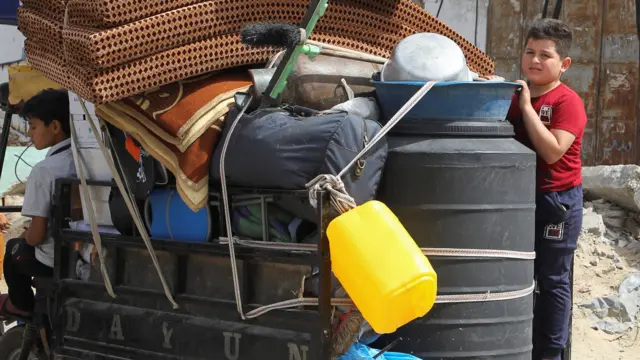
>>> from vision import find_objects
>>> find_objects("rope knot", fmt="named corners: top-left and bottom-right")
top-left (306, 174), bottom-right (357, 214)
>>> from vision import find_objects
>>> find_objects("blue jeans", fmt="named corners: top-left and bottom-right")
top-left (533, 185), bottom-right (582, 359)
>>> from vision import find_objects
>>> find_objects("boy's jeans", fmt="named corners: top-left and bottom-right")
top-left (4, 238), bottom-right (53, 313)
top-left (533, 184), bottom-right (582, 360)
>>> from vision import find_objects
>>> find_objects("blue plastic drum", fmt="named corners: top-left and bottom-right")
top-left (144, 189), bottom-right (212, 243)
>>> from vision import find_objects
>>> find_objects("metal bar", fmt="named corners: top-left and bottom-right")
top-left (0, 110), bottom-right (14, 181)
top-left (260, 196), bottom-right (268, 242)
top-left (542, 0), bottom-right (550, 18)
top-left (0, 205), bottom-right (22, 212)
top-left (58, 231), bottom-right (319, 265)
top-left (552, 0), bottom-right (563, 19)
top-left (318, 191), bottom-right (332, 360)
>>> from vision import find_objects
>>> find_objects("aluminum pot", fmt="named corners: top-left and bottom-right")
top-left (381, 32), bottom-right (472, 82)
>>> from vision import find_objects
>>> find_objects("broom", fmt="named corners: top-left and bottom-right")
top-left (240, 23), bottom-right (387, 65)
top-left (331, 308), bottom-right (365, 359)
top-left (302, 271), bottom-right (364, 359)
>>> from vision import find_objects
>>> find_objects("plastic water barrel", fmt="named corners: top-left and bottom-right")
top-left (144, 188), bottom-right (212, 243)
top-left (375, 119), bottom-right (536, 359)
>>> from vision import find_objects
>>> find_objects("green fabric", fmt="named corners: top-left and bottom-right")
top-left (232, 204), bottom-right (297, 243)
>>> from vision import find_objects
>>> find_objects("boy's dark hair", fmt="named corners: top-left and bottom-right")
top-left (526, 18), bottom-right (573, 58)
top-left (20, 88), bottom-right (70, 137)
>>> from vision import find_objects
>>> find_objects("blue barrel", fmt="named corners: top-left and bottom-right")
top-left (144, 188), bottom-right (212, 243)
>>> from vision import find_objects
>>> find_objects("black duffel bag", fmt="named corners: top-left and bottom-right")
top-left (211, 107), bottom-right (388, 224)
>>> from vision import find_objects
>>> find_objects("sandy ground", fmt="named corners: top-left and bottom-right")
top-left (572, 233), bottom-right (640, 360)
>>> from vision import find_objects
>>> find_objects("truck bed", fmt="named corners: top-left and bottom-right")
top-left (51, 179), bottom-right (333, 360)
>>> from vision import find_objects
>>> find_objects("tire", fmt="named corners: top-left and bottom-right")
top-left (0, 325), bottom-right (45, 360)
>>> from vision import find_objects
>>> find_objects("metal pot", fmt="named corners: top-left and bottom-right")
top-left (381, 32), bottom-right (472, 82)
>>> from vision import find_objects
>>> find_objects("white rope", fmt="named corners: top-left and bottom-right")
top-left (243, 282), bottom-right (536, 319)
top-left (218, 237), bottom-right (536, 260)
top-left (69, 119), bottom-right (116, 298)
top-left (218, 53), bottom-right (287, 319)
top-left (78, 100), bottom-right (180, 309)
top-left (219, 97), bottom-right (254, 319)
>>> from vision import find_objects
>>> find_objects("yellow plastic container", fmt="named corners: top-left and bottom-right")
top-left (327, 200), bottom-right (437, 334)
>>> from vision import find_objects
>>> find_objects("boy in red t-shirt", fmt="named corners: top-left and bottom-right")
top-left (506, 18), bottom-right (587, 360)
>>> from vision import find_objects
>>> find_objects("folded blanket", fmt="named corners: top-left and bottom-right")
top-left (96, 104), bottom-right (220, 211)
top-left (103, 69), bottom-right (251, 152)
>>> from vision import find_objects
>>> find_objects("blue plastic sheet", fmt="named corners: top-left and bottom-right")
top-left (338, 343), bottom-right (421, 360)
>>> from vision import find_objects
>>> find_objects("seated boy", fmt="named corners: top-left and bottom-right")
top-left (506, 18), bottom-right (587, 360)
top-left (0, 89), bottom-right (76, 318)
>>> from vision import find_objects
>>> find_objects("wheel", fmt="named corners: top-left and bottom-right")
top-left (0, 325), bottom-right (44, 360)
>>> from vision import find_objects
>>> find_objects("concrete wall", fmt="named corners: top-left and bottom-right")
top-left (487, 0), bottom-right (639, 166)
top-left (0, 24), bottom-right (25, 83)
top-left (422, 0), bottom-right (490, 51)
top-left (417, 0), bottom-right (639, 166)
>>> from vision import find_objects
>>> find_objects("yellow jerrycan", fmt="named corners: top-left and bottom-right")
top-left (327, 200), bottom-right (437, 334)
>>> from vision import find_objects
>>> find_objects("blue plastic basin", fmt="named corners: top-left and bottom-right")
top-left (372, 80), bottom-right (521, 124)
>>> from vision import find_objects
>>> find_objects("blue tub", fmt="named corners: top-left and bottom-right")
top-left (372, 80), bottom-right (521, 126)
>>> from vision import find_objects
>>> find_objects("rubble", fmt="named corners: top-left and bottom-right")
top-left (576, 168), bottom-right (640, 344)
top-left (579, 274), bottom-right (640, 335)
top-left (582, 165), bottom-right (640, 213)
top-left (582, 207), bottom-right (606, 236)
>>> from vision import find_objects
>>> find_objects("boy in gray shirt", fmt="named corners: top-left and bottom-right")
top-left (0, 89), bottom-right (76, 318)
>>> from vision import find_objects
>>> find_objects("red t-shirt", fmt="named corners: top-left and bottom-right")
top-left (506, 83), bottom-right (587, 193)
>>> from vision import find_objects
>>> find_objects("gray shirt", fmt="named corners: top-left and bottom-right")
top-left (22, 138), bottom-right (76, 267)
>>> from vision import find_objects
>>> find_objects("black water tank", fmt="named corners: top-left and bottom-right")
top-left (376, 121), bottom-right (536, 359)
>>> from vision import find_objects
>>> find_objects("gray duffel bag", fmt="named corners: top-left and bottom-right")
top-left (211, 107), bottom-right (388, 224)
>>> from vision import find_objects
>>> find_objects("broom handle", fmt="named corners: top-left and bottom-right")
top-left (373, 337), bottom-right (403, 359)
top-left (307, 40), bottom-right (388, 64)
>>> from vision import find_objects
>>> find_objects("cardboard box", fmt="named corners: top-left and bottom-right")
top-left (68, 91), bottom-right (96, 117)
top-left (70, 115), bottom-right (113, 226)
top-left (71, 114), bottom-right (102, 149)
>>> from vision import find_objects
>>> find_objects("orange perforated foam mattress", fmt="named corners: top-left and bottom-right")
top-left (62, 0), bottom-right (493, 76)
top-left (21, 0), bottom-right (495, 104)
top-left (17, 7), bottom-right (64, 59)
